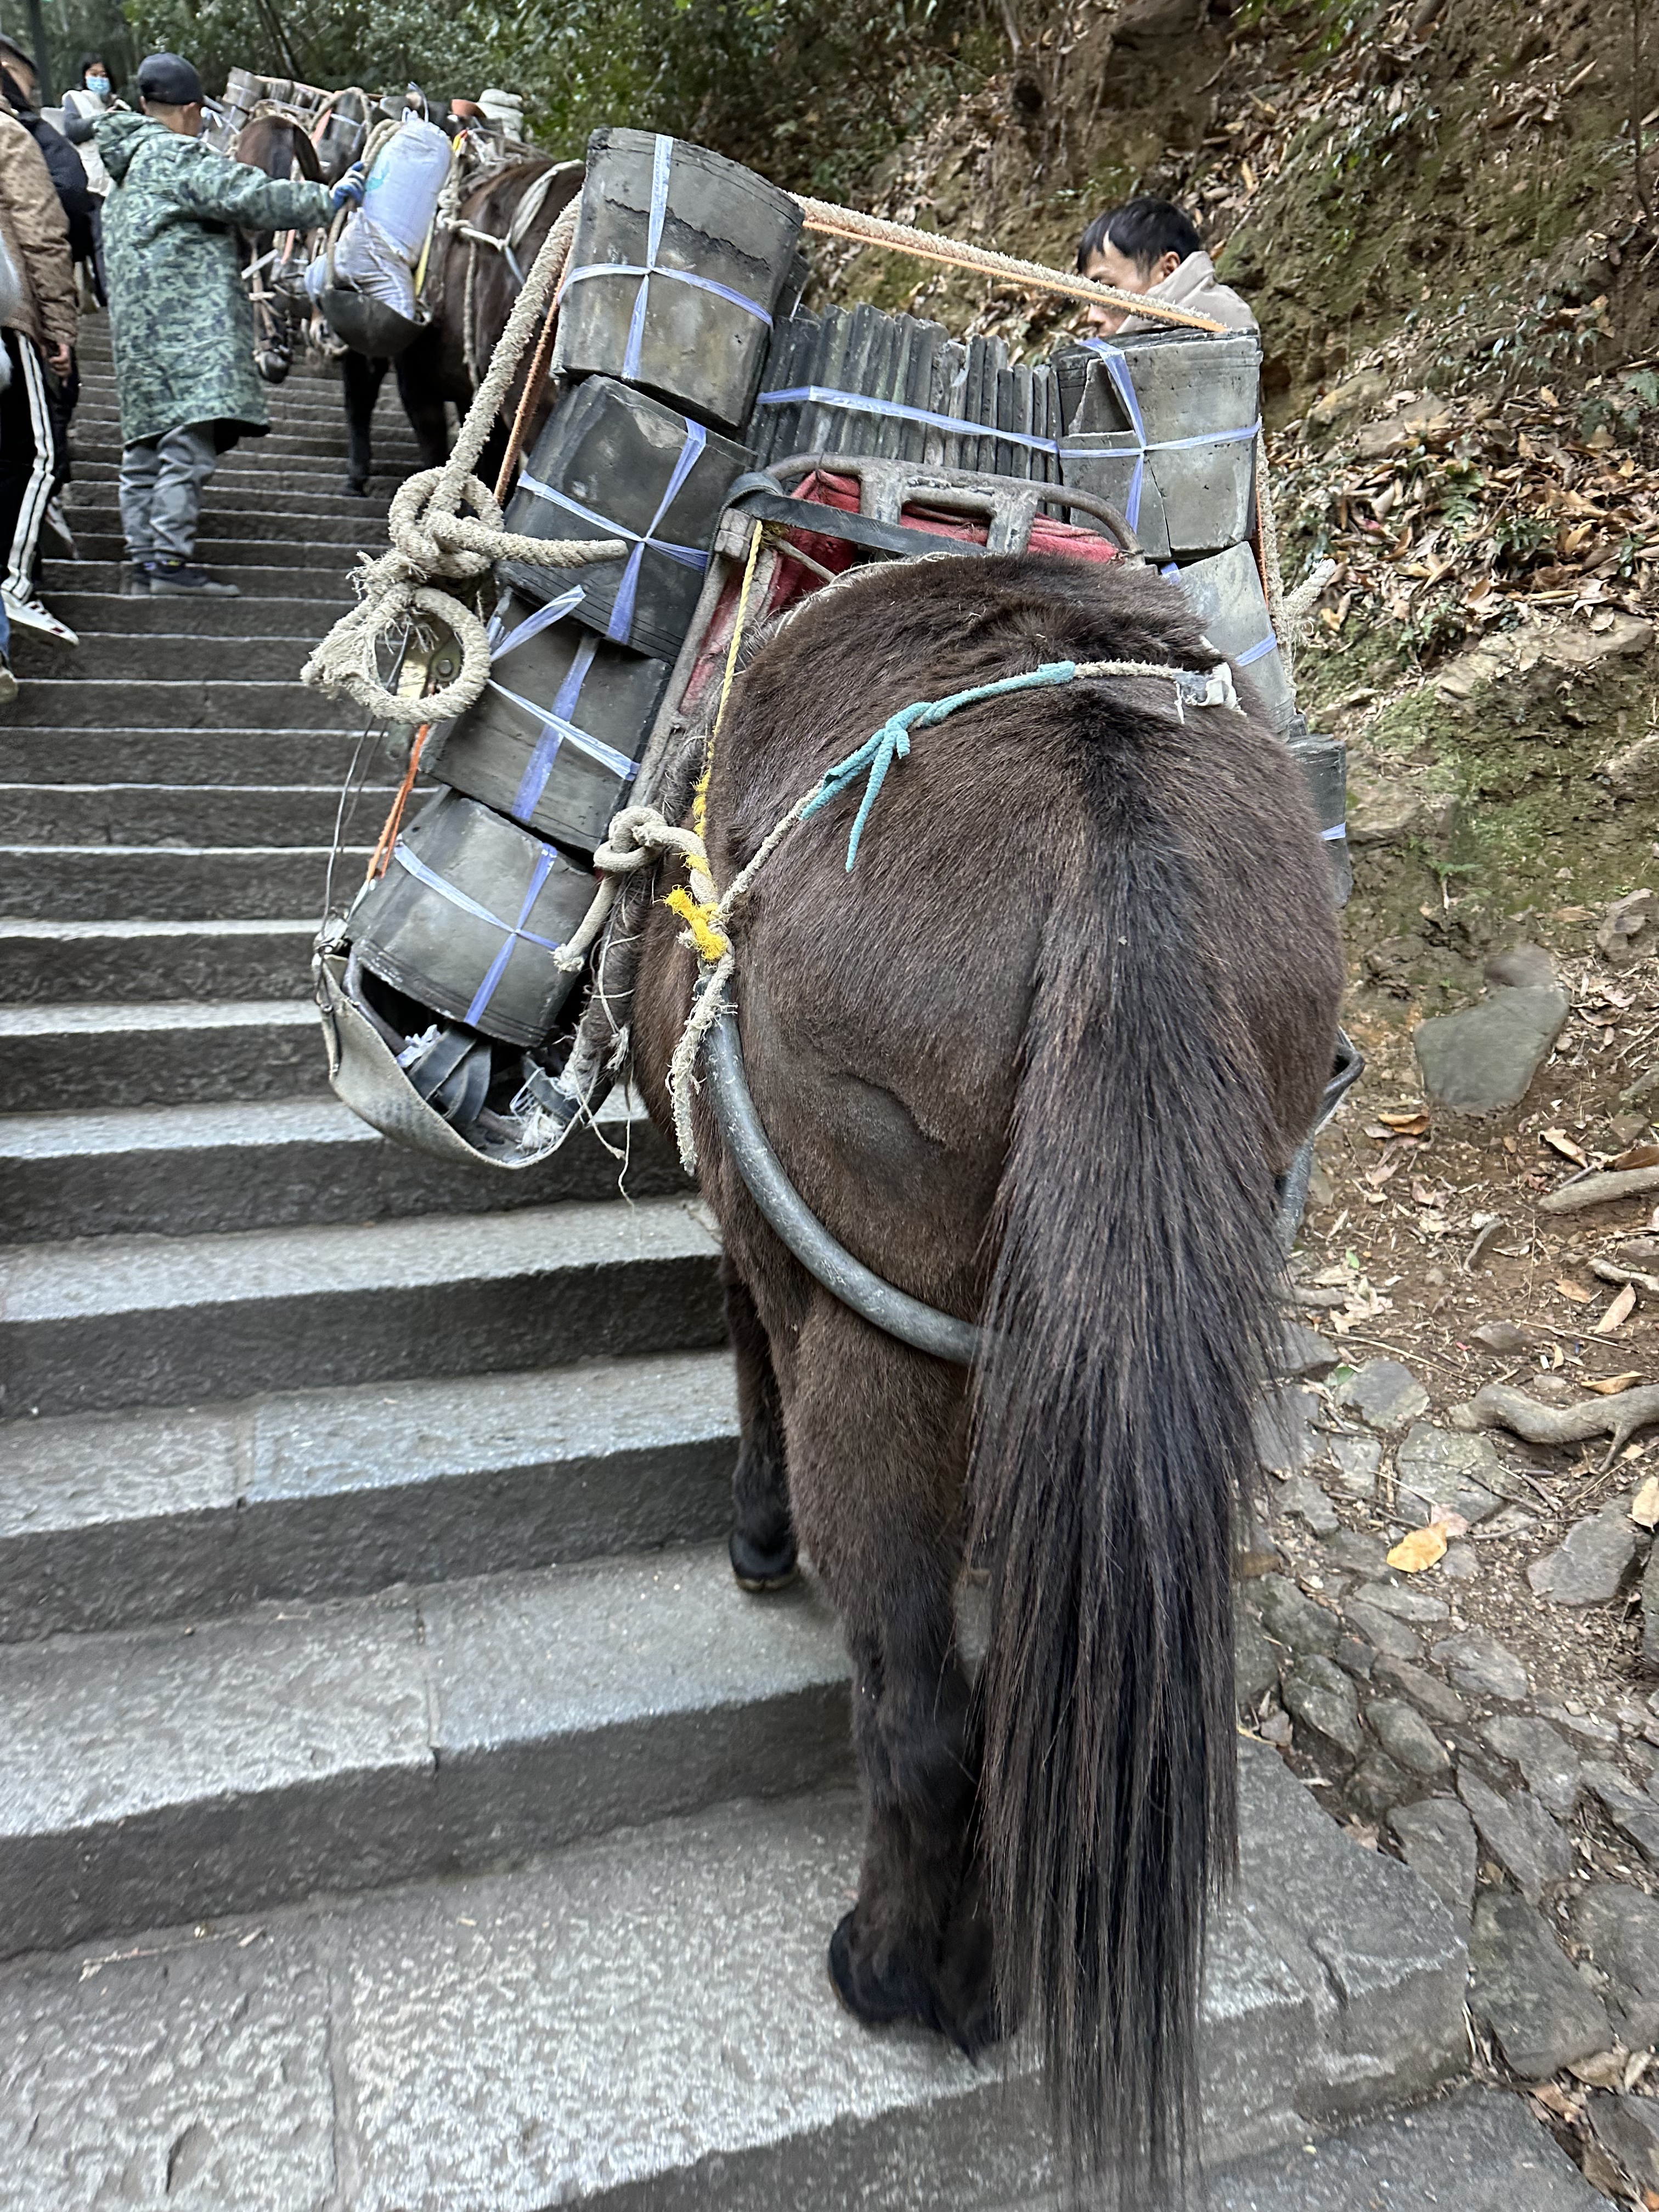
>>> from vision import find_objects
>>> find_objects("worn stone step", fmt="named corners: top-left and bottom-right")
top-left (6, 629), bottom-right (336, 682)
top-left (24, 591), bottom-right (350, 637)
top-left (65, 486), bottom-right (393, 525)
top-left (0, 1085), bottom-right (682, 1242)
top-left (0, 917), bottom-right (315, 1004)
top-left (0, 996), bottom-right (327, 1113)
top-left (0, 1346), bottom-right (730, 1639)
top-left (68, 462), bottom-right (419, 500)
top-left (64, 530), bottom-right (379, 567)
top-left (0, 1749), bottom-right (1470, 2205)
top-left (1, 724), bottom-right (400, 785)
top-left (0, 1192), bottom-right (726, 1415)
top-left (0, 844), bottom-right (364, 921)
top-left (0, 679), bottom-right (358, 730)
top-left (0, 1542), bottom-right (848, 1954)
top-left (38, 559), bottom-right (362, 598)
top-left (64, 504), bottom-right (394, 548)
top-left (0, 782), bottom-right (396, 848)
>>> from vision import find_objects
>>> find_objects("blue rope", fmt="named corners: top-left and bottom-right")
top-left (800, 660), bottom-right (1080, 870)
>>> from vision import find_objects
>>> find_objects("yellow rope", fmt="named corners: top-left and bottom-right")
top-left (665, 519), bottom-right (767, 964)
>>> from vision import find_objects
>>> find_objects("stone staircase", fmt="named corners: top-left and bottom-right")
top-left (0, 318), bottom-right (1596, 2208)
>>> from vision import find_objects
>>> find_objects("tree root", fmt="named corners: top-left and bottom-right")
top-left (1538, 1165), bottom-right (1659, 1214)
top-left (1460, 1381), bottom-right (1659, 1472)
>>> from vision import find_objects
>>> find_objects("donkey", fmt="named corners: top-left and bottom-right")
top-left (625, 550), bottom-right (1344, 2196)
top-left (233, 112), bottom-right (323, 385)
top-left (338, 156), bottom-right (582, 495)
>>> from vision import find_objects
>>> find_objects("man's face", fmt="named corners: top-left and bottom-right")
top-left (1081, 243), bottom-right (1183, 336)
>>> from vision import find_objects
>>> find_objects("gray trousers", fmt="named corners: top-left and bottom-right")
top-left (119, 422), bottom-right (217, 560)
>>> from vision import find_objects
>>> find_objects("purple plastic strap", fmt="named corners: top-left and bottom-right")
top-left (389, 839), bottom-right (570, 1026)
top-left (488, 585), bottom-right (585, 662)
top-left (518, 415), bottom-right (710, 647)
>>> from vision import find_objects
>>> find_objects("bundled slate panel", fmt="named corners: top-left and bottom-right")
top-left (348, 791), bottom-right (597, 1048)
top-left (498, 376), bottom-right (751, 663)
top-left (554, 129), bottom-right (804, 435)
top-left (1169, 541), bottom-right (1295, 734)
top-left (424, 589), bottom-right (670, 855)
top-left (1053, 331), bottom-right (1261, 561)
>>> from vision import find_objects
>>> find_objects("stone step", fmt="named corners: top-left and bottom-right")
top-left (24, 591), bottom-right (350, 636)
top-left (7, 629), bottom-right (336, 682)
top-left (68, 461), bottom-right (419, 499)
top-left (38, 559), bottom-right (361, 598)
top-left (0, 1085), bottom-right (681, 1242)
top-left (65, 486), bottom-right (393, 524)
top-left (0, 916), bottom-right (314, 1003)
top-left (0, 844), bottom-right (366, 921)
top-left (0, 1542), bottom-right (848, 1955)
top-left (0, 782), bottom-right (396, 848)
top-left (0, 679), bottom-right (359, 729)
top-left (63, 507), bottom-right (394, 551)
top-left (0, 1347), bottom-right (731, 1638)
top-left (0, 996), bottom-right (328, 1112)
top-left (0, 1750), bottom-right (1471, 2204)
top-left (63, 530), bottom-right (379, 567)
top-left (2, 724), bottom-right (398, 785)
top-left (0, 1192), bottom-right (726, 1415)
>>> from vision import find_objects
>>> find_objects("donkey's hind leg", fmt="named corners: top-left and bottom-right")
top-left (723, 1256), bottom-right (797, 1592)
top-left (785, 1299), bottom-right (996, 2053)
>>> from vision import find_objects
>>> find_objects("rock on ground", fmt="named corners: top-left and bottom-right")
top-left (1389, 1796), bottom-right (1478, 1921)
top-left (1469, 1890), bottom-right (1612, 2079)
top-left (1394, 1423), bottom-right (1506, 1526)
top-left (1527, 1503), bottom-right (1643, 1607)
top-left (1482, 1716), bottom-right (1583, 1820)
top-left (1334, 1358), bottom-right (1430, 1431)
top-left (1368, 1698), bottom-right (1453, 1780)
top-left (1586, 2092), bottom-right (1659, 2194)
top-left (1458, 1771), bottom-right (1573, 1903)
top-left (1373, 1655), bottom-right (1469, 1725)
top-left (1253, 1575), bottom-right (1339, 1658)
top-left (1283, 1654), bottom-right (1365, 1762)
top-left (1583, 1764), bottom-right (1659, 1866)
top-left (1328, 1432), bottom-right (1383, 1494)
top-left (1414, 985), bottom-right (1571, 1116)
top-left (1433, 1632), bottom-right (1531, 1703)
top-left (1345, 1596), bottom-right (1424, 1659)
top-left (1566, 1881), bottom-right (1659, 2049)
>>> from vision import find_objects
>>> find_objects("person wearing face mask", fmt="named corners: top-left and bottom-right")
top-left (61, 55), bottom-right (118, 199)
top-left (1076, 197), bottom-right (1256, 342)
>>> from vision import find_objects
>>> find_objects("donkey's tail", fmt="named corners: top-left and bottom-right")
top-left (972, 776), bottom-right (1283, 2199)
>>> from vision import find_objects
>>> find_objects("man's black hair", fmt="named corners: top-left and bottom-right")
top-left (1077, 198), bottom-right (1204, 275)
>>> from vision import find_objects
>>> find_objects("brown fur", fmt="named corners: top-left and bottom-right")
top-left (628, 551), bottom-right (1344, 2194)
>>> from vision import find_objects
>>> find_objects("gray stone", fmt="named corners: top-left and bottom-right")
top-left (1389, 1797), bottom-right (1478, 1921)
top-left (1469, 1889), bottom-right (1613, 2079)
top-left (1585, 2093), bottom-right (1659, 2194)
top-left (1459, 1771), bottom-right (1573, 1903)
top-left (1235, 1609), bottom-right (1283, 1708)
top-left (1334, 1358), bottom-right (1431, 1432)
top-left (1256, 1385), bottom-right (1321, 1474)
top-left (1529, 1502), bottom-right (1643, 1606)
top-left (1393, 1423), bottom-right (1506, 1526)
top-left (1470, 1318), bottom-right (1536, 1355)
top-left (1443, 1542), bottom-right (1480, 1581)
top-left (1433, 1632), bottom-right (1532, 1702)
top-left (1284, 1655), bottom-right (1365, 1762)
top-left (1280, 1321), bottom-right (1341, 1381)
top-left (1372, 1656), bottom-right (1470, 1726)
top-left (1566, 1881), bottom-right (1659, 2048)
top-left (1350, 1752), bottom-right (1415, 1817)
top-left (1485, 943), bottom-right (1558, 991)
top-left (1344, 1596), bottom-right (1424, 1660)
top-left (1414, 985), bottom-right (1571, 1116)
top-left (1280, 1474), bottom-right (1340, 1537)
top-left (1328, 1432), bottom-right (1383, 1496)
top-left (1335, 1633), bottom-right (1376, 1679)
top-left (1644, 1544), bottom-right (1659, 1672)
top-left (1537, 1701), bottom-right (1620, 1748)
top-left (1482, 1716), bottom-right (1583, 1819)
top-left (1254, 1574), bottom-right (1340, 1658)
top-left (1368, 1699), bottom-right (1453, 1779)
top-left (1583, 1763), bottom-right (1659, 1866)
top-left (1322, 1528), bottom-right (1392, 1576)
top-left (1350, 1581), bottom-right (1450, 1623)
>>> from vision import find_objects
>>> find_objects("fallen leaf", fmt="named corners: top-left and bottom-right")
top-left (1595, 1283), bottom-right (1638, 1334)
top-left (1539, 386), bottom-right (1561, 409)
top-left (1410, 1176), bottom-right (1439, 1207)
top-left (1615, 1143), bottom-right (1659, 1172)
top-left (1556, 1279), bottom-right (1597, 1304)
top-left (1529, 2081), bottom-right (1582, 2120)
top-left (1585, 1372), bottom-right (1644, 1395)
top-left (1366, 1153), bottom-right (1404, 1187)
top-left (1569, 2048), bottom-right (1628, 2091)
top-left (1633, 1476), bottom-right (1659, 1528)
top-left (1378, 1109), bottom-right (1430, 1134)
top-left (1542, 1127), bottom-right (1590, 1166)
top-left (1387, 1524), bottom-right (1447, 1573)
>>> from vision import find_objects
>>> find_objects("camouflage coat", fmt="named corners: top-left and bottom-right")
top-left (97, 111), bottom-right (333, 447)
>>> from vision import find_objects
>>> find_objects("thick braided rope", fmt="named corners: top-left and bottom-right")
top-left (300, 194), bottom-right (625, 725)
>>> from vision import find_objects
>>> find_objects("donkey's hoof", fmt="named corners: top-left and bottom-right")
top-left (729, 1527), bottom-right (797, 1593)
top-left (346, 477), bottom-right (369, 498)
top-left (827, 1911), bottom-right (928, 2029)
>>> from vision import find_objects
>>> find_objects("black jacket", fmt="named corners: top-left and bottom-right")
top-left (0, 77), bottom-right (95, 260)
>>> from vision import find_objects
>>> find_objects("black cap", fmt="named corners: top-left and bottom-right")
top-left (137, 52), bottom-right (203, 104)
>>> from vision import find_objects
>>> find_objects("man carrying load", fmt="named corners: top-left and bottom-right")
top-left (96, 53), bottom-right (364, 595)
top-left (1077, 196), bottom-right (1255, 340)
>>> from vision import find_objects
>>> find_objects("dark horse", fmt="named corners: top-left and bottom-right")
top-left (336, 156), bottom-right (583, 495)
top-left (627, 552), bottom-right (1344, 2197)
top-left (235, 119), bottom-right (579, 493)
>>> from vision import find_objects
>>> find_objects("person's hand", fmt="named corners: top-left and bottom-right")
top-left (45, 341), bottom-right (71, 377)
top-left (330, 162), bottom-right (367, 213)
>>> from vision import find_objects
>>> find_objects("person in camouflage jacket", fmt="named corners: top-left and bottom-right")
top-left (95, 53), bottom-right (360, 594)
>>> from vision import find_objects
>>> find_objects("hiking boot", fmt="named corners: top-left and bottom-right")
top-left (144, 556), bottom-right (240, 598)
top-left (1, 591), bottom-right (77, 646)
top-left (0, 650), bottom-right (16, 706)
top-left (121, 560), bottom-right (150, 596)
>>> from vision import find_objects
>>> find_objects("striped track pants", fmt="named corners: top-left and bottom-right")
top-left (0, 329), bottom-right (55, 602)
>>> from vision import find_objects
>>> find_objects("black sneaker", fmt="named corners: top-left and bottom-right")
top-left (145, 556), bottom-right (241, 598)
top-left (122, 560), bottom-right (150, 596)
